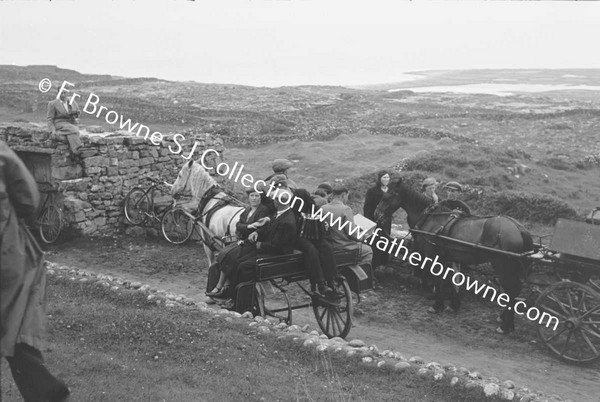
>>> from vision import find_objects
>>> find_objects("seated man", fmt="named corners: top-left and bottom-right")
top-left (320, 184), bottom-right (373, 267)
top-left (439, 181), bottom-right (471, 214)
top-left (259, 172), bottom-right (337, 296)
top-left (47, 90), bottom-right (82, 154)
top-left (234, 188), bottom-right (298, 312)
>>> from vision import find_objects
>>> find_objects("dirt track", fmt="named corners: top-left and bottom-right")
top-left (45, 235), bottom-right (600, 402)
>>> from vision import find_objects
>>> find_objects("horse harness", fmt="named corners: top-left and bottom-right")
top-left (196, 185), bottom-right (244, 251)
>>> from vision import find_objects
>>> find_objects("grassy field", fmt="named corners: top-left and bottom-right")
top-left (226, 133), bottom-right (599, 234)
top-left (0, 277), bottom-right (500, 402)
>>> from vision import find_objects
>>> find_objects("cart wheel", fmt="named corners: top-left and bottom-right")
top-left (535, 281), bottom-right (600, 364)
top-left (313, 276), bottom-right (353, 339)
top-left (258, 282), bottom-right (292, 325)
top-left (38, 205), bottom-right (62, 244)
top-left (589, 277), bottom-right (600, 294)
top-left (123, 188), bottom-right (150, 225)
top-left (161, 207), bottom-right (194, 244)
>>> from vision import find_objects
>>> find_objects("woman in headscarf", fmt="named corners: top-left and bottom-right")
top-left (363, 170), bottom-right (392, 270)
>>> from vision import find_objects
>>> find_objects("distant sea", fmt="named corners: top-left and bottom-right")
top-left (389, 83), bottom-right (600, 97)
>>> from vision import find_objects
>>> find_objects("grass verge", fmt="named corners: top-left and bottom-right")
top-left (1, 276), bottom-right (503, 402)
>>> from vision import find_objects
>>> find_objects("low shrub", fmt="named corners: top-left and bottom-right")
top-left (474, 191), bottom-right (578, 225)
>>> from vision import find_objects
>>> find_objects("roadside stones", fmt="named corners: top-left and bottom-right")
top-left (425, 362), bottom-right (442, 370)
top-left (450, 377), bottom-right (460, 387)
top-left (361, 356), bottom-right (374, 364)
top-left (394, 362), bottom-right (411, 372)
top-left (316, 344), bottom-right (328, 353)
top-left (433, 372), bottom-right (444, 381)
top-left (139, 284), bottom-right (151, 292)
top-left (499, 389), bottom-right (515, 401)
top-left (347, 339), bottom-right (365, 348)
top-left (408, 356), bottom-right (424, 364)
top-left (483, 383), bottom-right (500, 397)
top-left (241, 312), bottom-right (253, 319)
top-left (503, 380), bottom-right (516, 389)
top-left (468, 371), bottom-right (482, 379)
top-left (131, 281), bottom-right (142, 289)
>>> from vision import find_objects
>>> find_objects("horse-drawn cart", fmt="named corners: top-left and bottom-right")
top-left (528, 216), bottom-right (600, 364)
top-left (411, 213), bottom-right (600, 364)
top-left (235, 249), bottom-right (373, 339)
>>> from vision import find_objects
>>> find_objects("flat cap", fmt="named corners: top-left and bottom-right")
top-left (272, 159), bottom-right (293, 173)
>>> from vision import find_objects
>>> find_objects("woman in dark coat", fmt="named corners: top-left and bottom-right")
top-left (363, 170), bottom-right (392, 269)
top-left (206, 189), bottom-right (271, 297)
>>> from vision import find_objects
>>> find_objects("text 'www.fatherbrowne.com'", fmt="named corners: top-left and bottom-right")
top-left (309, 205), bottom-right (559, 331)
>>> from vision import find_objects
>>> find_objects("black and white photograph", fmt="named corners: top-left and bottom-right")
top-left (1, 1), bottom-right (599, 401)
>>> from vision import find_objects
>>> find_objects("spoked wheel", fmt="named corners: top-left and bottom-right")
top-left (257, 282), bottom-right (292, 325)
top-left (38, 205), bottom-right (62, 244)
top-left (161, 207), bottom-right (194, 244)
top-left (123, 188), bottom-right (150, 225)
top-left (589, 277), bottom-right (600, 293)
top-left (535, 281), bottom-right (600, 364)
top-left (313, 276), bottom-right (353, 339)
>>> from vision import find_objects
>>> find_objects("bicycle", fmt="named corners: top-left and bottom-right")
top-left (122, 176), bottom-right (194, 244)
top-left (36, 182), bottom-right (63, 244)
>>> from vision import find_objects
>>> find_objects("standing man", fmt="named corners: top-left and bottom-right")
top-left (47, 89), bottom-right (82, 154)
top-left (1, 141), bottom-right (70, 401)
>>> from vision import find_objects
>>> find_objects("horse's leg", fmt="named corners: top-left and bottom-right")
top-left (448, 262), bottom-right (462, 312)
top-left (493, 258), bottom-right (523, 334)
top-left (428, 253), bottom-right (447, 313)
top-left (203, 244), bottom-right (215, 267)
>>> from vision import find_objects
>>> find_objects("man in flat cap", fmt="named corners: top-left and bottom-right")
top-left (439, 181), bottom-right (471, 215)
top-left (268, 159), bottom-right (298, 189)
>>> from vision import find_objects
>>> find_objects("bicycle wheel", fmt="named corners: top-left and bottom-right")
top-left (39, 205), bottom-right (62, 244)
top-left (124, 187), bottom-right (151, 225)
top-left (161, 207), bottom-right (194, 244)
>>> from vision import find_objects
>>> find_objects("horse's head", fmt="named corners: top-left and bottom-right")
top-left (171, 159), bottom-right (217, 201)
top-left (171, 159), bottom-right (195, 197)
top-left (373, 178), bottom-right (404, 224)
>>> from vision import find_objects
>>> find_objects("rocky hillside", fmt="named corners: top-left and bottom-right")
top-left (2, 65), bottom-right (599, 161)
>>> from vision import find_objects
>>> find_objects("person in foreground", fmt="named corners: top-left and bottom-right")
top-left (0, 141), bottom-right (71, 402)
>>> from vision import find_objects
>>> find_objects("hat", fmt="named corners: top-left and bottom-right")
top-left (331, 184), bottom-right (349, 196)
top-left (443, 181), bottom-right (463, 192)
top-left (270, 174), bottom-right (289, 188)
top-left (317, 182), bottom-right (333, 194)
top-left (422, 177), bottom-right (438, 189)
top-left (272, 159), bottom-right (293, 173)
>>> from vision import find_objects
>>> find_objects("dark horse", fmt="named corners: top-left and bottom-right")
top-left (374, 178), bottom-right (533, 333)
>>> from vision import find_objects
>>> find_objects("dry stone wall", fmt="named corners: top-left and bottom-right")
top-left (2, 124), bottom-right (224, 235)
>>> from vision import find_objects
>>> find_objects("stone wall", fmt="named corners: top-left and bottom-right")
top-left (2, 124), bottom-right (223, 235)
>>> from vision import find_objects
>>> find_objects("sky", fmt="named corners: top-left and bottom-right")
top-left (1, 0), bottom-right (599, 87)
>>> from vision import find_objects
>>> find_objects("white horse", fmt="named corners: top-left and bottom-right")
top-left (171, 160), bottom-right (245, 266)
